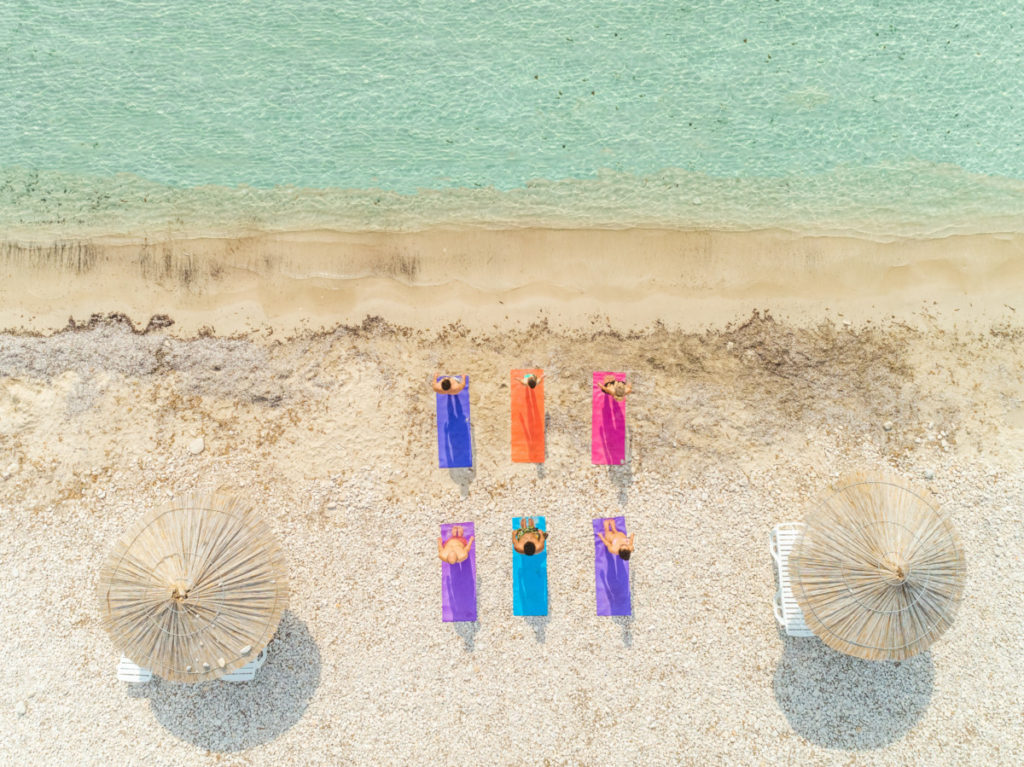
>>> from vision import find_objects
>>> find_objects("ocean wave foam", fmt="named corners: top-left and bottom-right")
top-left (2, 161), bottom-right (1024, 240)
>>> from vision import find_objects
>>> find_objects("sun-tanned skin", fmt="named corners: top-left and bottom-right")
top-left (599, 375), bottom-right (632, 400)
top-left (598, 518), bottom-right (634, 559)
top-left (512, 516), bottom-right (548, 555)
top-left (518, 372), bottom-right (545, 389)
top-left (431, 372), bottom-right (466, 395)
top-left (437, 525), bottom-right (474, 564)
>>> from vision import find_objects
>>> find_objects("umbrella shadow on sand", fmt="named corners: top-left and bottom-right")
top-left (132, 611), bottom-right (321, 752)
top-left (773, 636), bottom-right (934, 749)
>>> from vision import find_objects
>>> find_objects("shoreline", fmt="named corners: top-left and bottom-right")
top-left (2, 227), bottom-right (1023, 338)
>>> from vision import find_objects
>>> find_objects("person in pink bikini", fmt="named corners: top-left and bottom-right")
top-left (437, 525), bottom-right (474, 564)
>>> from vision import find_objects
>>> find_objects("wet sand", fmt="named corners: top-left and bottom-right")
top-left (2, 228), bottom-right (1023, 337)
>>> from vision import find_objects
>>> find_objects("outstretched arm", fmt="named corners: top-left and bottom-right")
top-left (627, 532), bottom-right (635, 549)
top-left (464, 536), bottom-right (475, 553)
top-left (437, 537), bottom-right (445, 559)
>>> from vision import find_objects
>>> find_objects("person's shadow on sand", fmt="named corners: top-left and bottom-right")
top-left (773, 637), bottom-right (934, 749)
top-left (130, 611), bottom-right (321, 752)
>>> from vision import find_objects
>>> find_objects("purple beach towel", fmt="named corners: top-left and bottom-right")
top-left (441, 522), bottom-right (477, 622)
top-left (436, 376), bottom-right (473, 468)
top-left (593, 517), bottom-right (632, 616)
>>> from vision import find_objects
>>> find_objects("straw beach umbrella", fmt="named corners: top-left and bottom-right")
top-left (790, 471), bottom-right (966, 661)
top-left (98, 492), bottom-right (289, 682)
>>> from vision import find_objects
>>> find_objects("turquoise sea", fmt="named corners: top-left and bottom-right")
top-left (2, 1), bottom-right (1024, 236)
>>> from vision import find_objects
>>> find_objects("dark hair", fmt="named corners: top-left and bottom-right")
top-left (527, 376), bottom-right (537, 388)
top-left (618, 548), bottom-right (631, 561)
top-left (523, 541), bottom-right (536, 556)
top-left (441, 378), bottom-right (451, 391)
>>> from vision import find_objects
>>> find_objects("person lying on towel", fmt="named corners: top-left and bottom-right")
top-left (517, 372), bottom-right (545, 389)
top-left (513, 516), bottom-right (548, 556)
top-left (437, 526), bottom-right (474, 564)
top-left (598, 517), bottom-right (635, 561)
top-left (432, 372), bottom-right (466, 395)
top-left (599, 374), bottom-right (632, 400)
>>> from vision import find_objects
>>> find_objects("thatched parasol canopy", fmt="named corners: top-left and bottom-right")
top-left (791, 471), bottom-right (966, 661)
top-left (98, 492), bottom-right (289, 682)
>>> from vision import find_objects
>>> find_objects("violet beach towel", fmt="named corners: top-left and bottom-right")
top-left (593, 517), bottom-right (632, 616)
top-left (441, 522), bottom-right (477, 622)
top-left (592, 371), bottom-right (626, 465)
top-left (436, 375), bottom-right (472, 468)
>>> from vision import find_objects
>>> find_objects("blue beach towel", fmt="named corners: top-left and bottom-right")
top-left (513, 516), bottom-right (548, 616)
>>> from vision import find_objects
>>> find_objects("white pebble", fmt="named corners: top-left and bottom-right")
top-left (883, 421), bottom-right (893, 431)
top-left (15, 701), bottom-right (27, 717)
top-left (188, 437), bottom-right (205, 455)
top-left (924, 469), bottom-right (935, 480)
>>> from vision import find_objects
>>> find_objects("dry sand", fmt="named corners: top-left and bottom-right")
top-left (0, 228), bottom-right (1023, 765)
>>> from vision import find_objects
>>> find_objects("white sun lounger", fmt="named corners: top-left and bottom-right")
top-left (769, 522), bottom-right (814, 637)
top-left (117, 656), bottom-right (153, 683)
top-left (116, 647), bottom-right (268, 683)
top-left (219, 647), bottom-right (268, 683)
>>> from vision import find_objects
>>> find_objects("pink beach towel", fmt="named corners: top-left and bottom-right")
top-left (592, 371), bottom-right (627, 465)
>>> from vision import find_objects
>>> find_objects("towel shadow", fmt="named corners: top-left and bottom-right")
top-left (452, 620), bottom-right (480, 651)
top-left (447, 414), bottom-right (477, 497)
top-left (773, 637), bottom-right (934, 749)
top-left (606, 458), bottom-right (630, 505)
top-left (611, 615), bottom-right (633, 648)
top-left (535, 411), bottom-right (548, 478)
top-left (138, 611), bottom-right (321, 752)
top-left (449, 568), bottom-right (481, 651)
top-left (525, 614), bottom-right (550, 643)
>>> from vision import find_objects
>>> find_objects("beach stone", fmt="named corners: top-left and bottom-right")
top-left (924, 469), bottom-right (935, 480)
top-left (327, 502), bottom-right (337, 510)
top-left (188, 437), bottom-right (205, 455)
top-left (883, 421), bottom-right (893, 431)
top-left (15, 701), bottom-right (27, 717)
top-left (240, 644), bottom-right (252, 656)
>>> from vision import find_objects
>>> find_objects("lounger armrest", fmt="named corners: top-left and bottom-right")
top-left (773, 588), bottom-right (786, 627)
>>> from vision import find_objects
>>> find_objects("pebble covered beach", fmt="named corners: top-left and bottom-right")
top-left (1, 306), bottom-right (1022, 765)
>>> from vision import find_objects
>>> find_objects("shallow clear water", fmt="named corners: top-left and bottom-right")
top-left (2, 1), bottom-right (1023, 235)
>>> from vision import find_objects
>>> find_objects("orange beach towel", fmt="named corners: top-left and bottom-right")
top-left (510, 369), bottom-right (545, 463)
